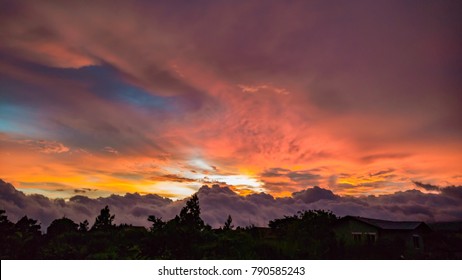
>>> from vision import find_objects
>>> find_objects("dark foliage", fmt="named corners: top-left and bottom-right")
top-left (47, 217), bottom-right (78, 237)
top-left (9, 216), bottom-right (42, 259)
top-left (268, 210), bottom-right (339, 259)
top-left (0, 199), bottom-right (460, 259)
top-left (0, 209), bottom-right (14, 259)
top-left (223, 215), bottom-right (234, 231)
top-left (91, 205), bottom-right (114, 231)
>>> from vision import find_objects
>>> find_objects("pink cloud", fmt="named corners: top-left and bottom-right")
top-left (0, 1), bottom-right (461, 198)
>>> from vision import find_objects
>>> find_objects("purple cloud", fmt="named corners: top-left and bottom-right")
top-left (1, 179), bottom-right (462, 232)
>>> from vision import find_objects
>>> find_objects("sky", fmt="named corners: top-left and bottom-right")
top-left (1, 1), bottom-right (462, 226)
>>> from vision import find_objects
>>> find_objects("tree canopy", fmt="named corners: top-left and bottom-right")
top-left (0, 196), bottom-right (457, 260)
top-left (92, 205), bottom-right (115, 231)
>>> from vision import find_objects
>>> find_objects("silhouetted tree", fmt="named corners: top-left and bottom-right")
top-left (79, 220), bottom-right (89, 232)
top-left (143, 215), bottom-right (167, 258)
top-left (268, 210), bottom-right (339, 259)
top-left (223, 215), bottom-right (234, 230)
top-left (148, 215), bottom-right (165, 232)
top-left (42, 217), bottom-right (84, 259)
top-left (297, 210), bottom-right (338, 258)
top-left (144, 194), bottom-right (214, 259)
top-left (0, 210), bottom-right (13, 234)
top-left (15, 215), bottom-right (41, 236)
top-left (0, 210), bottom-right (10, 224)
top-left (179, 194), bottom-right (205, 230)
top-left (92, 205), bottom-right (115, 231)
top-left (47, 217), bottom-right (78, 237)
top-left (12, 216), bottom-right (42, 259)
top-left (7, 200), bottom-right (443, 260)
top-left (0, 210), bottom-right (14, 258)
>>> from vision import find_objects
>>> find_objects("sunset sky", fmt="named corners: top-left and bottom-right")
top-left (1, 0), bottom-right (461, 207)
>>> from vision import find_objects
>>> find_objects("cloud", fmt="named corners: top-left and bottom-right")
top-left (370, 169), bottom-right (395, 177)
top-left (260, 168), bottom-right (291, 177)
top-left (287, 171), bottom-right (322, 185)
top-left (0, 179), bottom-right (175, 230)
top-left (261, 168), bottom-right (321, 184)
top-left (18, 139), bottom-right (70, 154)
top-left (0, 1), bottom-right (461, 199)
top-left (2, 179), bottom-right (462, 233)
top-left (150, 174), bottom-right (197, 183)
top-left (360, 153), bottom-right (411, 164)
top-left (260, 168), bottom-right (322, 193)
top-left (73, 188), bottom-right (97, 194)
top-left (102, 146), bottom-right (119, 155)
top-left (441, 186), bottom-right (462, 200)
top-left (19, 181), bottom-right (69, 188)
top-left (413, 181), bottom-right (441, 192)
top-left (292, 186), bottom-right (338, 203)
top-left (413, 181), bottom-right (462, 200)
top-left (237, 84), bottom-right (290, 95)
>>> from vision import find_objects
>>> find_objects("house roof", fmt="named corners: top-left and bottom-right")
top-left (342, 216), bottom-right (428, 231)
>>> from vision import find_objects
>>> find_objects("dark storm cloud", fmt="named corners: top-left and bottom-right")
top-left (440, 186), bottom-right (462, 200)
top-left (2, 179), bottom-right (462, 231)
top-left (292, 187), bottom-right (339, 203)
top-left (413, 181), bottom-right (441, 191)
top-left (413, 181), bottom-right (462, 200)
top-left (0, 179), bottom-right (175, 230)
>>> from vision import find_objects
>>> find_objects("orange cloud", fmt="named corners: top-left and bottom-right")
top-left (0, 1), bottom-right (461, 201)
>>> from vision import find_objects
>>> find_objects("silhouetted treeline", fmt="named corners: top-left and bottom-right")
top-left (1, 196), bottom-right (461, 259)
